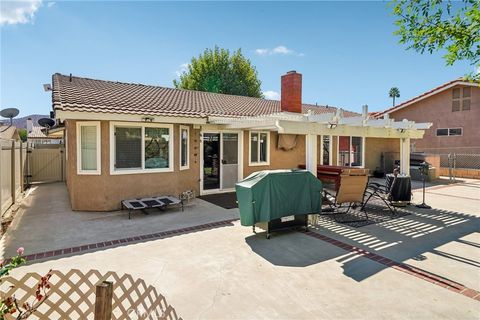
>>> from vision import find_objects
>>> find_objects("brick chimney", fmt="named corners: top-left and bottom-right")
top-left (281, 71), bottom-right (302, 113)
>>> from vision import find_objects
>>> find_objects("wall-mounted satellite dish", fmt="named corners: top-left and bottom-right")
top-left (38, 118), bottom-right (55, 128)
top-left (0, 108), bottom-right (20, 126)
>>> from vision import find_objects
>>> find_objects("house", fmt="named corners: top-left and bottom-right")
top-left (51, 71), bottom-right (430, 211)
top-left (26, 118), bottom-right (64, 146)
top-left (0, 125), bottom-right (20, 141)
top-left (376, 78), bottom-right (480, 154)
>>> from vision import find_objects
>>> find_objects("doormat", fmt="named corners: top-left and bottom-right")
top-left (318, 200), bottom-right (411, 228)
top-left (198, 192), bottom-right (238, 209)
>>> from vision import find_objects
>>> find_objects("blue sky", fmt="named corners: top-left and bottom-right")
top-left (0, 1), bottom-right (475, 117)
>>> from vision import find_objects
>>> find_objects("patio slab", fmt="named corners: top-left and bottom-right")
top-left (2, 179), bottom-right (479, 319)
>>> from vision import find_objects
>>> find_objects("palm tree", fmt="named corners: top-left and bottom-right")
top-left (389, 87), bottom-right (400, 106)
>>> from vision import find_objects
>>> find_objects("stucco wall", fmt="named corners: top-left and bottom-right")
top-left (67, 120), bottom-right (200, 211)
top-left (242, 132), bottom-right (306, 178)
top-left (364, 138), bottom-right (401, 173)
top-left (388, 85), bottom-right (480, 154)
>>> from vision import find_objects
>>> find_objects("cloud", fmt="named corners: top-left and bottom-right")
top-left (0, 0), bottom-right (43, 25)
top-left (263, 90), bottom-right (280, 100)
top-left (254, 45), bottom-right (304, 57)
top-left (175, 63), bottom-right (189, 77)
top-left (47, 2), bottom-right (55, 8)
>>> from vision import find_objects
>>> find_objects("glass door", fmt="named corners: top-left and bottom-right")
top-left (203, 133), bottom-right (220, 190)
top-left (221, 133), bottom-right (239, 189)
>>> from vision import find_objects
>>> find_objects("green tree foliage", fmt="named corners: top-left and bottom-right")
top-left (173, 46), bottom-right (263, 98)
top-left (389, 87), bottom-right (401, 106)
top-left (392, 0), bottom-right (479, 80)
top-left (18, 129), bottom-right (27, 142)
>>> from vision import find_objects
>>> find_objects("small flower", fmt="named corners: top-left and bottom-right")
top-left (16, 247), bottom-right (24, 255)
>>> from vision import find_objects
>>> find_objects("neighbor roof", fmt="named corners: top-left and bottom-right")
top-left (377, 78), bottom-right (479, 117)
top-left (52, 73), bottom-right (358, 118)
top-left (28, 126), bottom-right (62, 139)
top-left (0, 126), bottom-right (20, 141)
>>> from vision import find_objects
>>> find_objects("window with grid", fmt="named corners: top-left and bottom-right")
top-left (250, 131), bottom-right (269, 165)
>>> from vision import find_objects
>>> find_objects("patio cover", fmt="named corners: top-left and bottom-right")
top-left (235, 169), bottom-right (323, 226)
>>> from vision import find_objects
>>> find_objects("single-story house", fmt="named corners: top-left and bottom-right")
top-left (51, 71), bottom-right (431, 211)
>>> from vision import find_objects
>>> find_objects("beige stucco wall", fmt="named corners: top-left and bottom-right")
top-left (388, 85), bottom-right (480, 154)
top-left (67, 120), bottom-right (200, 211)
top-left (242, 132), bottom-right (306, 177)
top-left (66, 121), bottom-right (410, 211)
top-left (364, 138), bottom-right (400, 173)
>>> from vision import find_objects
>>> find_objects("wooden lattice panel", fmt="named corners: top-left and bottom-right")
top-left (0, 269), bottom-right (182, 320)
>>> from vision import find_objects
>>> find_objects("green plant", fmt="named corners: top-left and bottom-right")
top-left (174, 46), bottom-right (263, 98)
top-left (389, 87), bottom-right (401, 106)
top-left (0, 248), bottom-right (52, 320)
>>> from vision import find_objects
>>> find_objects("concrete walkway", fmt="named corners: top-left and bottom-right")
top-left (2, 179), bottom-right (480, 319)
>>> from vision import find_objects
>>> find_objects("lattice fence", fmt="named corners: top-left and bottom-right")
top-left (0, 269), bottom-right (182, 320)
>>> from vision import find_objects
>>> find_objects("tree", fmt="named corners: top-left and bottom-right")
top-left (392, 0), bottom-right (479, 80)
top-left (389, 87), bottom-right (401, 106)
top-left (173, 46), bottom-right (263, 98)
top-left (18, 129), bottom-right (27, 142)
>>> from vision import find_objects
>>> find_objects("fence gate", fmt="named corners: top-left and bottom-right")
top-left (28, 145), bottom-right (65, 183)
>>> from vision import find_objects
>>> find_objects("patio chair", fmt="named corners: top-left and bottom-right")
top-left (361, 177), bottom-right (397, 216)
top-left (322, 170), bottom-right (369, 222)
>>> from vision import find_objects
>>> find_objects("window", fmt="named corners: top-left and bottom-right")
top-left (249, 131), bottom-right (269, 165)
top-left (76, 121), bottom-right (101, 175)
top-left (436, 128), bottom-right (462, 136)
top-left (436, 128), bottom-right (448, 136)
top-left (452, 87), bottom-right (471, 112)
top-left (179, 126), bottom-right (189, 170)
top-left (111, 123), bottom-right (173, 174)
top-left (449, 128), bottom-right (462, 136)
top-left (337, 136), bottom-right (364, 167)
top-left (321, 135), bottom-right (331, 165)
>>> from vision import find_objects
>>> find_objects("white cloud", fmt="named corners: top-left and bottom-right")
top-left (254, 45), bottom-right (304, 57)
top-left (175, 63), bottom-right (189, 77)
top-left (263, 90), bottom-right (280, 100)
top-left (0, 0), bottom-right (43, 25)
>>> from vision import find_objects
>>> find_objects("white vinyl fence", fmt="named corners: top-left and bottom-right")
top-left (0, 139), bottom-right (27, 216)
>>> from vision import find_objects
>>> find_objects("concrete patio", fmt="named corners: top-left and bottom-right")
top-left (1, 178), bottom-right (479, 319)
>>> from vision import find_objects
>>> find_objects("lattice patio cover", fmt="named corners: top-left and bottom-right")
top-left (235, 169), bottom-right (323, 226)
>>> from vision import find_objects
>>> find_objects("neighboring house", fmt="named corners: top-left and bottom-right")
top-left (376, 79), bottom-right (480, 154)
top-left (0, 125), bottom-right (20, 141)
top-left (51, 71), bottom-right (429, 211)
top-left (27, 123), bottom-right (63, 146)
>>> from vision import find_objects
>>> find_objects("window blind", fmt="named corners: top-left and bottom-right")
top-left (80, 126), bottom-right (97, 171)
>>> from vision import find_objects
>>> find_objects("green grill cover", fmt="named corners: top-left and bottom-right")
top-left (235, 169), bottom-right (323, 226)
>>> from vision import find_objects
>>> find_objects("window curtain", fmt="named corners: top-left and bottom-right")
top-left (80, 126), bottom-right (97, 170)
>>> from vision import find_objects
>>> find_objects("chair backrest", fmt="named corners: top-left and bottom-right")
top-left (336, 172), bottom-right (369, 204)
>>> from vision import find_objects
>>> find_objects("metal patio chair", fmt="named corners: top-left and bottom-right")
top-left (322, 170), bottom-right (369, 223)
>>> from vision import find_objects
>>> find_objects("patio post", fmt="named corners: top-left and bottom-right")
top-left (399, 137), bottom-right (411, 175)
top-left (305, 134), bottom-right (317, 175)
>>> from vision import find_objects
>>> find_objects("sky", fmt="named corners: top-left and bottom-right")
top-left (0, 1), bottom-right (476, 118)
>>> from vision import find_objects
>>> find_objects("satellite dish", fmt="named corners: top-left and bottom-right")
top-left (0, 108), bottom-right (20, 126)
top-left (38, 118), bottom-right (55, 128)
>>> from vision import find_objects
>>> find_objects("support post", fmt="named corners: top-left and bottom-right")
top-left (305, 134), bottom-right (318, 176)
top-left (11, 140), bottom-right (15, 204)
top-left (94, 281), bottom-right (113, 320)
top-left (399, 138), bottom-right (410, 176)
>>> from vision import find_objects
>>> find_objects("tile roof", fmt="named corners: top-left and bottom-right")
top-left (377, 78), bottom-right (479, 117)
top-left (52, 73), bottom-right (358, 118)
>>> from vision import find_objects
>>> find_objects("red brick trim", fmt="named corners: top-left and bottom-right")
top-left (21, 218), bottom-right (238, 263)
top-left (304, 231), bottom-right (480, 302)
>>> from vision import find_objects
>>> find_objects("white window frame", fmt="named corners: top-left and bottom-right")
top-left (436, 127), bottom-right (463, 137)
top-left (320, 135), bottom-right (333, 166)
top-left (109, 122), bottom-right (174, 175)
top-left (179, 125), bottom-right (190, 170)
top-left (248, 131), bottom-right (270, 166)
top-left (76, 121), bottom-right (101, 175)
top-left (336, 136), bottom-right (365, 168)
